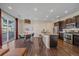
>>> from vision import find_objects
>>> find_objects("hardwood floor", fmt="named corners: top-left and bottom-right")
top-left (27, 37), bottom-right (79, 56)
top-left (2, 37), bottom-right (79, 56)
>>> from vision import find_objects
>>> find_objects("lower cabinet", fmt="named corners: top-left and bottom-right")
top-left (73, 35), bottom-right (79, 46)
top-left (76, 23), bottom-right (79, 28)
top-left (59, 33), bottom-right (64, 40)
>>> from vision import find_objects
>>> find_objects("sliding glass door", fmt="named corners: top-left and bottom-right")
top-left (2, 11), bottom-right (15, 44)
top-left (8, 19), bottom-right (15, 42)
top-left (2, 17), bottom-right (7, 44)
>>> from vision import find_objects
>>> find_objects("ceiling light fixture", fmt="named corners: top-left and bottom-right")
top-left (56, 16), bottom-right (60, 18)
top-left (8, 6), bottom-right (12, 10)
top-left (34, 8), bottom-right (38, 11)
top-left (46, 15), bottom-right (48, 18)
top-left (65, 10), bottom-right (68, 14)
top-left (50, 9), bottom-right (54, 13)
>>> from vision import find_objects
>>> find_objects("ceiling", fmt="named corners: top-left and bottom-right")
top-left (0, 3), bottom-right (79, 21)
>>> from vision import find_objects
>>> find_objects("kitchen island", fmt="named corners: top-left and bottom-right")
top-left (41, 33), bottom-right (58, 49)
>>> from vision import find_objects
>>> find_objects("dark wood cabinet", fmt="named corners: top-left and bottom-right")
top-left (54, 21), bottom-right (65, 40)
top-left (72, 17), bottom-right (76, 23)
top-left (59, 33), bottom-right (64, 40)
top-left (50, 35), bottom-right (58, 48)
top-left (73, 35), bottom-right (79, 46)
top-left (65, 18), bottom-right (71, 24)
top-left (54, 21), bottom-right (65, 31)
top-left (58, 21), bottom-right (65, 40)
top-left (54, 15), bottom-right (79, 29)
top-left (54, 22), bottom-right (59, 26)
top-left (53, 15), bottom-right (79, 41)
top-left (65, 18), bottom-right (75, 24)
top-left (74, 15), bottom-right (79, 28)
top-left (59, 21), bottom-right (65, 31)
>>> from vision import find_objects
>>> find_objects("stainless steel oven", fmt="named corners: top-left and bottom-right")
top-left (64, 33), bottom-right (73, 44)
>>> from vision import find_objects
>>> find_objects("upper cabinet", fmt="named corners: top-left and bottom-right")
top-left (64, 18), bottom-right (76, 29)
top-left (54, 22), bottom-right (59, 26)
top-left (74, 15), bottom-right (79, 28)
top-left (54, 20), bottom-right (65, 31)
top-left (65, 18), bottom-right (76, 24)
top-left (59, 21), bottom-right (65, 31)
top-left (65, 18), bottom-right (71, 24)
top-left (54, 15), bottom-right (79, 30)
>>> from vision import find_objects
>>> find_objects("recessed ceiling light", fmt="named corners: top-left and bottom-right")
top-left (8, 6), bottom-right (12, 10)
top-left (56, 16), bottom-right (60, 18)
top-left (46, 15), bottom-right (48, 18)
top-left (65, 10), bottom-right (68, 14)
top-left (34, 8), bottom-right (38, 11)
top-left (50, 9), bottom-right (54, 13)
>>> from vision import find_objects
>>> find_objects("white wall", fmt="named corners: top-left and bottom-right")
top-left (18, 20), bottom-right (24, 35)
top-left (31, 21), bottom-right (54, 36)
top-left (18, 20), bottom-right (54, 36)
